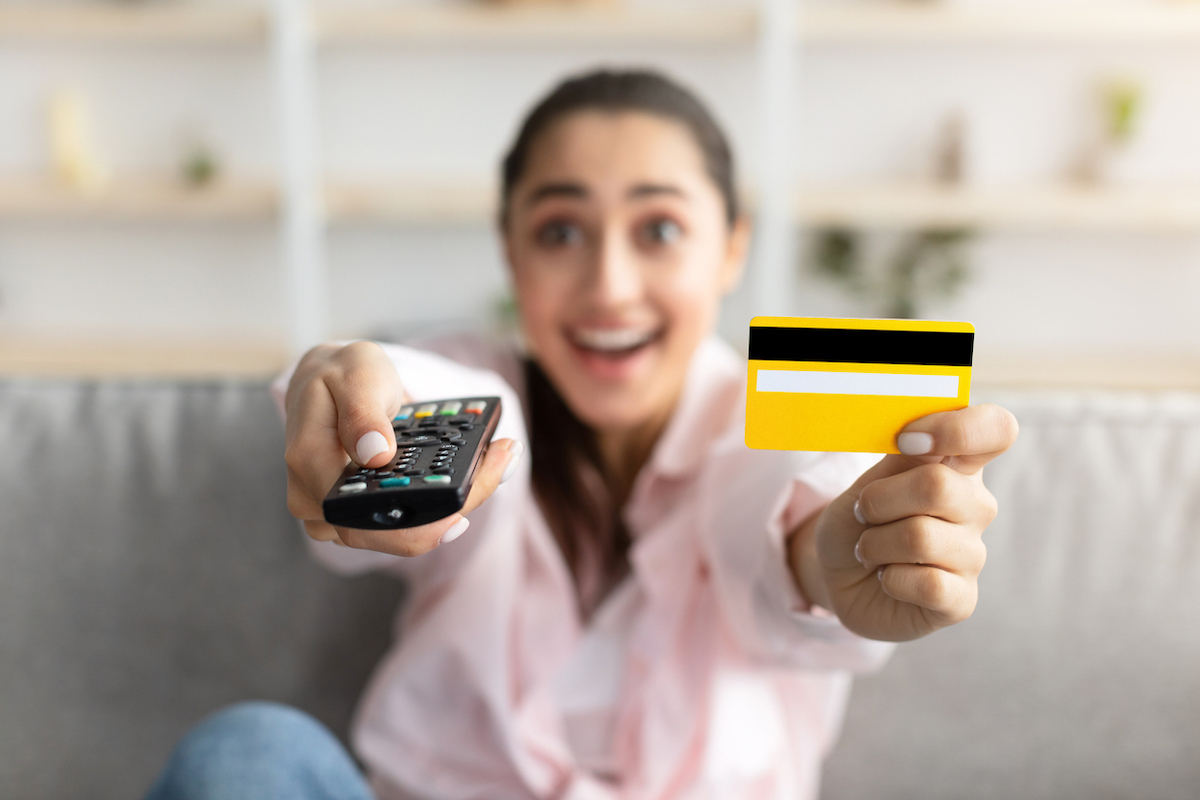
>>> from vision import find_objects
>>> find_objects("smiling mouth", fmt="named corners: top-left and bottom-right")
top-left (568, 327), bottom-right (664, 357)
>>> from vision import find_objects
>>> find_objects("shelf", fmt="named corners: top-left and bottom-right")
top-left (315, 4), bottom-right (758, 46)
top-left (800, 2), bottom-right (1200, 45)
top-left (323, 179), bottom-right (1200, 233)
top-left (0, 4), bottom-right (267, 44)
top-left (796, 183), bottom-right (1200, 233)
top-left (973, 351), bottom-right (1200, 392)
top-left (0, 176), bottom-right (278, 222)
top-left (325, 180), bottom-right (496, 226)
top-left (0, 338), bottom-right (288, 379)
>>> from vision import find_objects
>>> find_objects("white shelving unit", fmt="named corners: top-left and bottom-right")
top-left (4, 0), bottom-right (1200, 384)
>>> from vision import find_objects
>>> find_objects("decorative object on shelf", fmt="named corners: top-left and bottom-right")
top-left (48, 90), bottom-right (109, 193)
top-left (934, 110), bottom-right (968, 186)
top-left (806, 227), bottom-right (974, 320)
top-left (178, 129), bottom-right (221, 188)
top-left (1075, 75), bottom-right (1146, 185)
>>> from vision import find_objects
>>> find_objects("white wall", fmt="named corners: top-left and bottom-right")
top-left (1, 0), bottom-right (1198, 356)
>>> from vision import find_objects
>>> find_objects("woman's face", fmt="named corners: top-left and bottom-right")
top-left (504, 110), bottom-right (749, 434)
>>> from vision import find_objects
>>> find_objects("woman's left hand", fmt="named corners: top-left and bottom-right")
top-left (796, 403), bottom-right (1019, 642)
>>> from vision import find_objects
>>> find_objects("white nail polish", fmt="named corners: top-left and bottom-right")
top-left (500, 441), bottom-right (524, 484)
top-left (897, 432), bottom-right (934, 456)
top-left (854, 539), bottom-right (865, 567)
top-left (853, 500), bottom-right (867, 526)
top-left (438, 517), bottom-right (470, 545)
top-left (355, 431), bottom-right (389, 465)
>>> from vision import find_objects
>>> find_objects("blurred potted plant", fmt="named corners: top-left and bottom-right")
top-left (1076, 76), bottom-right (1145, 185)
top-left (806, 227), bottom-right (974, 320)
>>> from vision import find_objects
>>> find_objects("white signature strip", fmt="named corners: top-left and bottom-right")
top-left (756, 369), bottom-right (960, 398)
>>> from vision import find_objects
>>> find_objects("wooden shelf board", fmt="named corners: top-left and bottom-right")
top-left (315, 4), bottom-right (758, 46)
top-left (796, 182), bottom-right (1200, 233)
top-left (325, 181), bottom-right (496, 226)
top-left (0, 4), bottom-right (267, 44)
top-left (0, 338), bottom-right (288, 379)
top-left (0, 176), bottom-right (278, 222)
top-left (974, 351), bottom-right (1200, 392)
top-left (801, 3), bottom-right (1200, 45)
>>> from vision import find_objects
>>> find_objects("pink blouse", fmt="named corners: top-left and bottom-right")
top-left (272, 335), bottom-right (893, 800)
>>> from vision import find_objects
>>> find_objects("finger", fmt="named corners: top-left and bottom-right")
top-left (897, 403), bottom-right (1019, 475)
top-left (303, 519), bottom-right (341, 543)
top-left (327, 342), bottom-right (406, 468)
top-left (335, 514), bottom-right (467, 558)
top-left (459, 439), bottom-right (522, 516)
top-left (855, 516), bottom-right (987, 576)
top-left (285, 382), bottom-right (353, 519)
top-left (855, 463), bottom-right (991, 526)
top-left (877, 563), bottom-right (978, 626)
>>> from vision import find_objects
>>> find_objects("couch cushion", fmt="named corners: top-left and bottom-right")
top-left (0, 380), bottom-right (404, 800)
top-left (822, 392), bottom-right (1200, 799)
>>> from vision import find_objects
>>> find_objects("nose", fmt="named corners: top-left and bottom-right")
top-left (583, 224), bottom-right (644, 309)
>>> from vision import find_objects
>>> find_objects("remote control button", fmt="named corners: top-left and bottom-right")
top-left (439, 402), bottom-right (462, 415)
top-left (446, 415), bottom-right (472, 425)
top-left (404, 469), bottom-right (427, 477)
top-left (415, 404), bottom-right (438, 418)
top-left (401, 434), bottom-right (441, 446)
top-left (424, 475), bottom-right (452, 484)
top-left (357, 468), bottom-right (373, 474)
top-left (379, 477), bottom-right (410, 488)
top-left (432, 467), bottom-right (455, 475)
top-left (458, 424), bottom-right (475, 432)
top-left (396, 406), bottom-right (414, 419)
top-left (339, 482), bottom-right (367, 493)
top-left (393, 419), bottom-right (413, 431)
top-left (465, 401), bottom-right (487, 413)
top-left (375, 471), bottom-right (394, 478)
top-left (419, 418), bottom-right (443, 428)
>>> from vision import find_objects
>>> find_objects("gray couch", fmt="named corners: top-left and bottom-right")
top-left (2, 380), bottom-right (1197, 798)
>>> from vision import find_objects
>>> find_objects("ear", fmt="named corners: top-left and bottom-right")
top-left (719, 215), bottom-right (752, 295)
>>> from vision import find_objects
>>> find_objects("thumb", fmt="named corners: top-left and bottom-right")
top-left (339, 400), bottom-right (401, 468)
top-left (329, 378), bottom-right (405, 469)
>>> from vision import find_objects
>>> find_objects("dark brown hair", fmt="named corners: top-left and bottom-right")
top-left (503, 70), bottom-right (739, 617)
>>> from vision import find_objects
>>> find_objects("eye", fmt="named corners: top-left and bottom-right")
top-left (641, 218), bottom-right (683, 246)
top-left (536, 220), bottom-right (584, 247)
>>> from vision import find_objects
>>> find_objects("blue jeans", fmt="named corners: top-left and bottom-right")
top-left (144, 701), bottom-right (375, 800)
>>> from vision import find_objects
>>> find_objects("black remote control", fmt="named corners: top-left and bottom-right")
top-left (322, 396), bottom-right (502, 530)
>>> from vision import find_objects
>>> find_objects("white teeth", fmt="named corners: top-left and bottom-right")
top-left (572, 328), bottom-right (657, 352)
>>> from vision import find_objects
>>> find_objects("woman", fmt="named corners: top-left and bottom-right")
top-left (147, 69), bottom-right (1016, 800)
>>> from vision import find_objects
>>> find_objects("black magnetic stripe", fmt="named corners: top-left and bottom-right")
top-left (749, 326), bottom-right (974, 367)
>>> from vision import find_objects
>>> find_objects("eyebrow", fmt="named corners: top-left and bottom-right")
top-left (526, 183), bottom-right (588, 206)
top-left (524, 181), bottom-right (688, 207)
top-left (627, 183), bottom-right (686, 200)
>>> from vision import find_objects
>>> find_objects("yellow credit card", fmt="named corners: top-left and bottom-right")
top-left (745, 317), bottom-right (974, 454)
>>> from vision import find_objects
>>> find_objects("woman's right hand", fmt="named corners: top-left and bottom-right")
top-left (283, 341), bottom-right (520, 557)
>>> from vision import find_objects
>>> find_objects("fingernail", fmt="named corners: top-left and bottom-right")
top-left (356, 430), bottom-right (389, 464)
top-left (853, 500), bottom-right (867, 526)
top-left (438, 517), bottom-right (470, 546)
top-left (500, 440), bottom-right (524, 484)
top-left (854, 539), bottom-right (866, 567)
top-left (877, 566), bottom-right (886, 581)
top-left (897, 432), bottom-right (934, 456)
